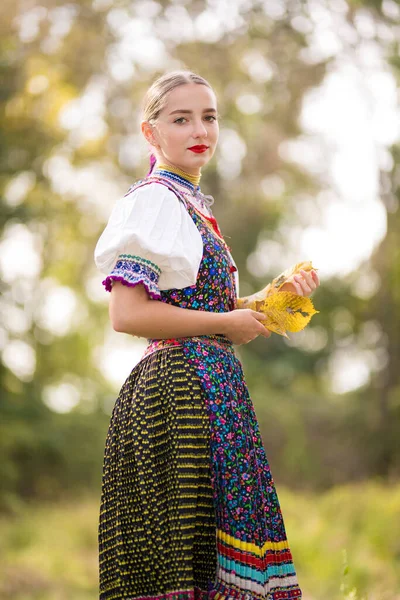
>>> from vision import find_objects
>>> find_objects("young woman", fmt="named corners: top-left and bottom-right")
top-left (94, 70), bottom-right (319, 600)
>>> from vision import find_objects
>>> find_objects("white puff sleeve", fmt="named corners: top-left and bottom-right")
top-left (94, 182), bottom-right (204, 299)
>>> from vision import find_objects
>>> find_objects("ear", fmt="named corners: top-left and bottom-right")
top-left (141, 121), bottom-right (158, 147)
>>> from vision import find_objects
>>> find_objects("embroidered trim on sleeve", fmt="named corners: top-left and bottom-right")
top-left (102, 254), bottom-right (161, 299)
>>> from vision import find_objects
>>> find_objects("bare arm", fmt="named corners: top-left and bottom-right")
top-left (109, 281), bottom-right (271, 345)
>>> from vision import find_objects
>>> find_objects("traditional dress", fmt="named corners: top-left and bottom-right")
top-left (94, 165), bottom-right (302, 600)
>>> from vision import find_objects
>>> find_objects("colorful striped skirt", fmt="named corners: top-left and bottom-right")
top-left (98, 335), bottom-right (302, 600)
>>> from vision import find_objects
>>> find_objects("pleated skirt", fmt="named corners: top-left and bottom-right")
top-left (98, 338), bottom-right (302, 600)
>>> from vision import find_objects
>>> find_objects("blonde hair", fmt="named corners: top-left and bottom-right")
top-left (142, 70), bottom-right (213, 124)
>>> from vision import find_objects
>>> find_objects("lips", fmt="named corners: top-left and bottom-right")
top-left (188, 145), bottom-right (209, 153)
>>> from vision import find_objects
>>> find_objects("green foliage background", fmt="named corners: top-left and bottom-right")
top-left (0, 0), bottom-right (399, 598)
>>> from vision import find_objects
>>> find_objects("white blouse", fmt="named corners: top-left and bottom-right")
top-left (94, 181), bottom-right (239, 298)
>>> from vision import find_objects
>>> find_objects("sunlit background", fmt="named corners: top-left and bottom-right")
top-left (1, 1), bottom-right (400, 599)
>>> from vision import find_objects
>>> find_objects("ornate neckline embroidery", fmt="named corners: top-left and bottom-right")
top-left (156, 163), bottom-right (201, 187)
top-left (152, 167), bottom-right (214, 212)
top-left (153, 167), bottom-right (199, 193)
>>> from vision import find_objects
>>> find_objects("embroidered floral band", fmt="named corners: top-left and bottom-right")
top-left (142, 334), bottom-right (235, 360)
top-left (102, 253), bottom-right (161, 299)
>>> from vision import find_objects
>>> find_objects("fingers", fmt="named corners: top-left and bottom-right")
top-left (252, 312), bottom-right (271, 337)
top-left (251, 310), bottom-right (267, 322)
top-left (311, 270), bottom-right (320, 286)
top-left (300, 269), bottom-right (315, 288)
top-left (293, 269), bottom-right (319, 296)
top-left (293, 275), bottom-right (311, 295)
top-left (289, 277), bottom-right (304, 295)
top-left (259, 326), bottom-right (271, 338)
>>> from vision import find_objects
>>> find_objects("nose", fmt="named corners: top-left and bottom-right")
top-left (192, 118), bottom-right (208, 138)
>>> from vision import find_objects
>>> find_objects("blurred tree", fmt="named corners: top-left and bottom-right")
top-left (0, 0), bottom-right (399, 506)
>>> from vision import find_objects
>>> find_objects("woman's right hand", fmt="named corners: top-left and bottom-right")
top-left (221, 309), bottom-right (271, 345)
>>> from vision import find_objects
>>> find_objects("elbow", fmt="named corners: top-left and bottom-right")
top-left (110, 313), bottom-right (140, 334)
top-left (109, 308), bottom-right (126, 333)
top-left (111, 317), bottom-right (127, 333)
top-left (109, 303), bottom-right (144, 335)
top-left (109, 303), bottom-right (131, 333)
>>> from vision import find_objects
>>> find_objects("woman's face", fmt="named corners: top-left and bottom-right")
top-left (143, 83), bottom-right (219, 175)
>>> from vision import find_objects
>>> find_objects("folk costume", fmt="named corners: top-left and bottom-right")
top-left (94, 164), bottom-right (302, 600)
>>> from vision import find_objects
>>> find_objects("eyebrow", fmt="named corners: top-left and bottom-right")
top-left (169, 108), bottom-right (217, 115)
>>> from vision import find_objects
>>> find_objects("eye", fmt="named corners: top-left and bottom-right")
top-left (204, 115), bottom-right (217, 122)
top-left (174, 117), bottom-right (187, 124)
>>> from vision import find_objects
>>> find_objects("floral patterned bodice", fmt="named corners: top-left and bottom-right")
top-left (134, 174), bottom-right (238, 314)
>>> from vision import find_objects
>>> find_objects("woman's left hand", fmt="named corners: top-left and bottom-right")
top-left (279, 269), bottom-right (320, 297)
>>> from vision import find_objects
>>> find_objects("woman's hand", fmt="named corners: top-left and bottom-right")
top-left (279, 269), bottom-right (320, 297)
top-left (222, 309), bottom-right (271, 345)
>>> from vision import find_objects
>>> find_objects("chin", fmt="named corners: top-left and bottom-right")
top-left (169, 151), bottom-right (213, 173)
top-left (188, 152), bottom-right (213, 166)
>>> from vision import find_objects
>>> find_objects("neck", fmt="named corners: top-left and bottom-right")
top-left (156, 162), bottom-right (201, 187)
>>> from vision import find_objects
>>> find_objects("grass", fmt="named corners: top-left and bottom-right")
top-left (0, 480), bottom-right (399, 600)
top-left (278, 479), bottom-right (400, 600)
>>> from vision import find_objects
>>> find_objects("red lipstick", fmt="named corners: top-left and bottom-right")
top-left (188, 145), bottom-right (209, 153)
